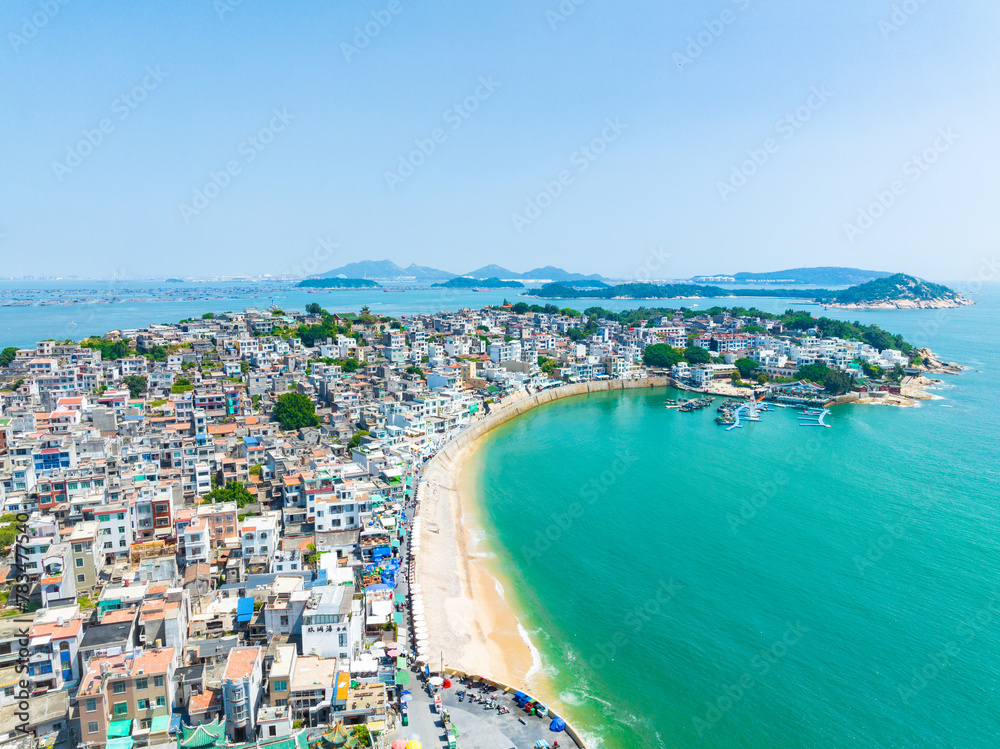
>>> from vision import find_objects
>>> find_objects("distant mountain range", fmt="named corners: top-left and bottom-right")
top-left (692, 267), bottom-right (892, 286)
top-left (312, 260), bottom-right (451, 281)
top-left (311, 260), bottom-right (607, 283)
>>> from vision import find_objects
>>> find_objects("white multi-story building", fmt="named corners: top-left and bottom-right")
top-left (222, 647), bottom-right (263, 743)
top-left (93, 502), bottom-right (132, 564)
top-left (241, 511), bottom-right (280, 561)
top-left (300, 585), bottom-right (361, 661)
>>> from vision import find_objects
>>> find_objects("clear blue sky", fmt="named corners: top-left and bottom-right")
top-left (1, 0), bottom-right (997, 281)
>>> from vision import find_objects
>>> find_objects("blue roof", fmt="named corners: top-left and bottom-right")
top-left (235, 597), bottom-right (255, 622)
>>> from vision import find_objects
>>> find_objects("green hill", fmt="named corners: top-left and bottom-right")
top-left (823, 274), bottom-right (964, 306)
top-left (432, 276), bottom-right (525, 289)
top-left (297, 277), bottom-right (381, 289)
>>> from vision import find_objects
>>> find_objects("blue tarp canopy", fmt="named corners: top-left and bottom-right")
top-left (550, 717), bottom-right (566, 732)
top-left (235, 597), bottom-right (255, 623)
top-left (168, 713), bottom-right (183, 735)
top-left (365, 583), bottom-right (391, 592)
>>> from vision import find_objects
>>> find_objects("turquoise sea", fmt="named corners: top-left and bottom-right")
top-left (471, 286), bottom-right (1000, 748)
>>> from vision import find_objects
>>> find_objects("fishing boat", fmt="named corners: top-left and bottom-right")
top-left (664, 399), bottom-right (679, 408)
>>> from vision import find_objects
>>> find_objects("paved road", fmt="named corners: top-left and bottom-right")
top-left (392, 676), bottom-right (580, 749)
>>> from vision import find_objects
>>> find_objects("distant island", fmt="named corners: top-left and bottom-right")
top-left (822, 273), bottom-right (972, 309)
top-left (431, 276), bottom-right (525, 289)
top-left (528, 274), bottom-right (971, 309)
top-left (692, 266), bottom-right (892, 286)
top-left (297, 277), bottom-right (381, 289)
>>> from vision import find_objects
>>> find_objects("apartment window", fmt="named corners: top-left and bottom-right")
top-left (339, 633), bottom-right (348, 647)
top-left (73, 543), bottom-right (83, 553)
top-left (268, 726), bottom-right (276, 737)
top-left (113, 681), bottom-right (127, 694)
top-left (77, 574), bottom-right (85, 583)
top-left (272, 680), bottom-right (287, 692)
top-left (153, 675), bottom-right (164, 687)
top-left (139, 719), bottom-right (151, 729)
top-left (135, 678), bottom-right (148, 690)
top-left (99, 515), bottom-right (110, 523)
top-left (155, 518), bottom-right (169, 527)
top-left (85, 698), bottom-right (96, 712)
top-left (76, 558), bottom-right (84, 568)
top-left (137, 698), bottom-right (149, 710)
top-left (118, 526), bottom-right (126, 533)
top-left (156, 696), bottom-right (165, 707)
top-left (114, 702), bottom-right (128, 715)
top-left (87, 722), bottom-right (98, 734)
top-left (280, 616), bottom-right (289, 626)
top-left (116, 512), bottom-right (124, 519)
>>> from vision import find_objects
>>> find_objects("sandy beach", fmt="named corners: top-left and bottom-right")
top-left (413, 428), bottom-right (545, 691)
top-left (412, 377), bottom-right (670, 734)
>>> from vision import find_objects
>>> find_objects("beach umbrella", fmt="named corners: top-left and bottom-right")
top-left (428, 676), bottom-right (444, 686)
top-left (405, 742), bottom-right (421, 749)
top-left (400, 693), bottom-right (413, 703)
top-left (549, 717), bottom-right (566, 732)
top-left (388, 649), bottom-right (401, 657)
top-left (442, 678), bottom-right (452, 688)
top-left (391, 742), bottom-right (406, 749)
top-left (405, 734), bottom-right (420, 742)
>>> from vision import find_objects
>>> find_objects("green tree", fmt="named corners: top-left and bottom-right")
top-left (0, 347), bottom-right (17, 368)
top-left (342, 358), bottom-right (360, 373)
top-left (683, 345), bottom-right (711, 364)
top-left (305, 303), bottom-right (325, 315)
top-left (171, 378), bottom-right (194, 394)
top-left (240, 361), bottom-right (250, 374)
top-left (348, 430), bottom-right (369, 449)
top-left (643, 344), bottom-right (684, 368)
top-left (733, 357), bottom-right (759, 379)
top-left (203, 481), bottom-right (256, 508)
top-left (273, 392), bottom-right (319, 430)
top-left (121, 375), bottom-right (147, 398)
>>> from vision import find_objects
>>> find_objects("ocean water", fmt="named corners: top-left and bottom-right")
top-left (0, 278), bottom-right (835, 349)
top-left (471, 286), bottom-right (1000, 748)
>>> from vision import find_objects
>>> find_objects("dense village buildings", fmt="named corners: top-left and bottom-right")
top-left (0, 302), bottom-right (917, 749)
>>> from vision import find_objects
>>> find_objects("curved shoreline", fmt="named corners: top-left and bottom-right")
top-left (412, 377), bottom-right (670, 748)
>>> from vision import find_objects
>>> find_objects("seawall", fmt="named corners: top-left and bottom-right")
top-left (433, 376), bottom-right (671, 465)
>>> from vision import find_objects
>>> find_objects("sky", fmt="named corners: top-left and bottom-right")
top-left (1, 0), bottom-right (998, 282)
